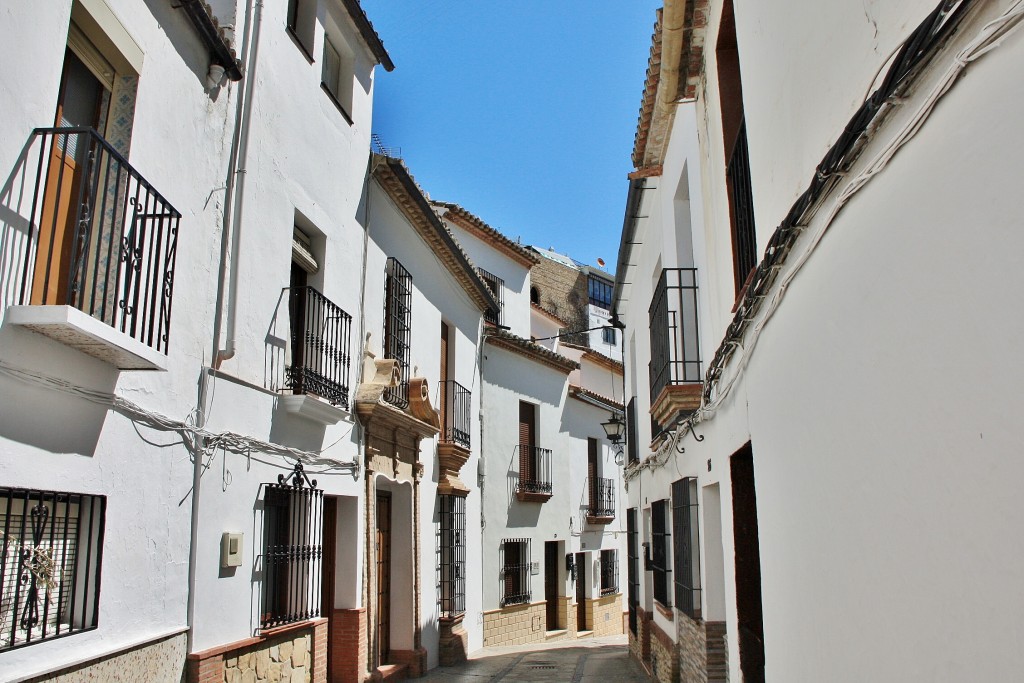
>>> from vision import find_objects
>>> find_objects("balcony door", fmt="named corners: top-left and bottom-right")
top-left (439, 321), bottom-right (449, 437)
top-left (587, 437), bottom-right (598, 511)
top-left (32, 46), bottom-right (112, 306)
top-left (518, 401), bottom-right (536, 485)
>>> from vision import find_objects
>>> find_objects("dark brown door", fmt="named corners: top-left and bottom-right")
top-left (439, 322), bottom-right (449, 437)
top-left (519, 401), bottom-right (536, 483)
top-left (321, 497), bottom-right (337, 681)
top-left (587, 437), bottom-right (598, 511)
top-left (575, 552), bottom-right (587, 631)
top-left (376, 492), bottom-right (392, 662)
top-left (731, 443), bottom-right (765, 683)
top-left (545, 541), bottom-right (559, 630)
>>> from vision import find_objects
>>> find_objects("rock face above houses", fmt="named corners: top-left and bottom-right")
top-left (529, 250), bottom-right (590, 348)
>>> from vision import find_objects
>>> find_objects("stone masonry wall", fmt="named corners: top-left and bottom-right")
top-left (587, 594), bottom-right (624, 637)
top-left (25, 631), bottom-right (186, 683)
top-left (530, 253), bottom-right (590, 346)
top-left (187, 620), bottom-right (327, 683)
top-left (482, 601), bottom-right (546, 647)
top-left (648, 617), bottom-right (679, 683)
top-left (677, 611), bottom-right (708, 683)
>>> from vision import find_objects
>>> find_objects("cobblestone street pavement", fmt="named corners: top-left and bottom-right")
top-left (419, 634), bottom-right (647, 682)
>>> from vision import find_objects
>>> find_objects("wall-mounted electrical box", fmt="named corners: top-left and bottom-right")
top-left (530, 561), bottom-right (540, 575)
top-left (221, 532), bottom-right (243, 568)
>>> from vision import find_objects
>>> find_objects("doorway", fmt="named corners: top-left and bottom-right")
top-left (545, 541), bottom-right (560, 630)
top-left (575, 552), bottom-right (587, 631)
top-left (731, 443), bottom-right (764, 683)
top-left (375, 491), bottom-right (392, 663)
top-left (321, 497), bottom-right (337, 682)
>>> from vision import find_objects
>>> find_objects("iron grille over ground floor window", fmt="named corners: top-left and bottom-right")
top-left (260, 466), bottom-right (324, 630)
top-left (500, 539), bottom-right (531, 607)
top-left (600, 549), bottom-right (618, 595)
top-left (437, 495), bottom-right (466, 617)
top-left (673, 477), bottom-right (702, 619)
top-left (477, 268), bottom-right (504, 327)
top-left (0, 487), bottom-right (105, 652)
top-left (651, 499), bottom-right (672, 607)
top-left (627, 508), bottom-right (639, 635)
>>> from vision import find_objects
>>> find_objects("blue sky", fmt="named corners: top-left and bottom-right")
top-left (361, 0), bottom-right (662, 274)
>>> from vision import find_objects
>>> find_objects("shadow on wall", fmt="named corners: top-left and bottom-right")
top-left (141, 0), bottom-right (217, 89)
top-left (0, 136), bottom-right (39, 310)
top-left (504, 450), bottom-right (541, 528)
top-left (264, 287), bottom-right (289, 394)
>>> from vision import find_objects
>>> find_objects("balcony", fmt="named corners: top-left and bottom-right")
top-left (587, 476), bottom-right (615, 524)
top-left (437, 380), bottom-right (472, 496)
top-left (279, 285), bottom-right (352, 424)
top-left (515, 445), bottom-right (552, 503)
top-left (7, 128), bottom-right (180, 370)
top-left (648, 267), bottom-right (702, 435)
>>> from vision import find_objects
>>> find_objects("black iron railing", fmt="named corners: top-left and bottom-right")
top-left (672, 477), bottom-right (702, 620)
top-left (516, 445), bottom-right (552, 496)
top-left (727, 120), bottom-right (757, 295)
top-left (649, 267), bottom-right (701, 404)
top-left (600, 549), bottom-right (619, 595)
top-left (437, 494), bottom-right (466, 618)
top-left (477, 268), bottom-right (504, 327)
top-left (651, 499), bottom-right (672, 607)
top-left (588, 477), bottom-right (615, 519)
top-left (499, 538), bottom-right (531, 607)
top-left (439, 380), bottom-right (471, 449)
top-left (286, 285), bottom-right (352, 410)
top-left (383, 257), bottom-right (412, 408)
top-left (260, 465), bottom-right (323, 630)
top-left (18, 128), bottom-right (180, 354)
top-left (0, 487), bottom-right (106, 652)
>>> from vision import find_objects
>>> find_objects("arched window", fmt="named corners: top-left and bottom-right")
top-left (530, 287), bottom-right (540, 305)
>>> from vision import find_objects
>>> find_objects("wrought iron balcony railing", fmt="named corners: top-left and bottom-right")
top-left (286, 286), bottom-right (353, 410)
top-left (439, 380), bottom-right (471, 449)
top-left (588, 476), bottom-right (615, 519)
top-left (516, 445), bottom-right (552, 496)
top-left (17, 127), bottom-right (180, 353)
top-left (648, 267), bottom-right (701, 403)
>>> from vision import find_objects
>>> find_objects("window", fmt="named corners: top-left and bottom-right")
top-left (321, 34), bottom-right (353, 122)
top-left (437, 495), bottom-right (466, 618)
top-left (602, 327), bottom-right (616, 345)
top-left (477, 268), bottom-right (504, 327)
top-left (286, 0), bottom-right (316, 60)
top-left (500, 539), bottom-right (531, 607)
top-left (588, 275), bottom-right (613, 309)
top-left (627, 508), bottom-right (639, 634)
top-left (626, 398), bottom-right (638, 465)
top-left (383, 257), bottom-right (412, 408)
top-left (530, 286), bottom-right (540, 305)
top-left (672, 478), bottom-right (702, 619)
top-left (600, 549), bottom-right (618, 595)
top-left (0, 487), bottom-right (105, 652)
top-left (517, 402), bottom-right (552, 498)
top-left (651, 499), bottom-right (672, 607)
top-left (260, 473), bottom-right (324, 630)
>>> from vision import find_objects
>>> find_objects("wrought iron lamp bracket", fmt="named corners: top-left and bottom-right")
top-left (278, 461), bottom-right (317, 489)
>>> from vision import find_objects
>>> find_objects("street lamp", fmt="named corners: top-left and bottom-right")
top-left (601, 412), bottom-right (626, 465)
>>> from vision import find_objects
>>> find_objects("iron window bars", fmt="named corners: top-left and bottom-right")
top-left (0, 487), bottom-right (106, 652)
top-left (383, 257), bottom-right (412, 409)
top-left (437, 495), bottom-right (466, 618)
top-left (499, 538), bottom-right (531, 607)
top-left (626, 508), bottom-right (639, 635)
top-left (286, 285), bottom-right (353, 409)
top-left (600, 549), bottom-right (619, 595)
top-left (651, 499), bottom-right (672, 608)
top-left (477, 268), bottom-right (504, 327)
top-left (626, 398), bottom-right (638, 465)
top-left (260, 464), bottom-right (324, 630)
top-left (672, 478), bottom-right (702, 619)
top-left (649, 268), bottom-right (702, 405)
top-left (516, 445), bottom-right (553, 496)
top-left (727, 120), bottom-right (757, 296)
top-left (588, 275), bottom-right (613, 310)
top-left (439, 380), bottom-right (471, 449)
top-left (588, 477), bottom-right (615, 519)
top-left (18, 128), bottom-right (180, 354)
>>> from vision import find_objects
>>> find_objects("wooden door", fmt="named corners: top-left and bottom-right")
top-left (289, 262), bottom-right (308, 381)
top-left (375, 492), bottom-right (392, 662)
top-left (439, 322), bottom-right (449, 436)
top-left (518, 402), bottom-right (535, 483)
top-left (321, 497), bottom-right (337, 681)
top-left (545, 542), bottom-right (559, 630)
top-left (575, 552), bottom-right (587, 631)
top-left (587, 438), bottom-right (598, 511)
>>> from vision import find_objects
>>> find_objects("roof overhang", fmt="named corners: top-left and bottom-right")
top-left (432, 201), bottom-right (540, 268)
top-left (485, 330), bottom-right (579, 374)
top-left (340, 0), bottom-right (395, 71)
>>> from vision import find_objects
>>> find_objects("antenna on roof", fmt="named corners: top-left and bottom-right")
top-left (371, 133), bottom-right (401, 158)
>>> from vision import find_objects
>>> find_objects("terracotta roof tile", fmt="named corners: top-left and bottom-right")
top-left (485, 329), bottom-right (579, 374)
top-left (432, 201), bottom-right (540, 268)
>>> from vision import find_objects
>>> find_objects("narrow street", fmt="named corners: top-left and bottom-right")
top-left (419, 635), bottom-right (647, 682)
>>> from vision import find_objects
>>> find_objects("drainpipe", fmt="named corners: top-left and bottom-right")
top-left (187, 0), bottom-right (261, 653)
top-left (214, 0), bottom-right (265, 367)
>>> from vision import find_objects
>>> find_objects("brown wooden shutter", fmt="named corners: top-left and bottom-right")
top-left (519, 401), bottom-right (535, 481)
top-left (588, 437), bottom-right (598, 509)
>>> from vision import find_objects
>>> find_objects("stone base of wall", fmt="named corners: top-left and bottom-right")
top-left (648, 616), bottom-right (679, 683)
top-left (389, 648), bottom-right (427, 678)
top-left (332, 608), bottom-right (367, 683)
top-left (438, 615), bottom-right (469, 666)
top-left (587, 594), bottom-right (624, 637)
top-left (24, 631), bottom-right (187, 683)
top-left (187, 619), bottom-right (327, 683)
top-left (676, 611), bottom-right (708, 683)
top-left (482, 602), bottom-right (546, 647)
top-left (628, 606), bottom-right (723, 683)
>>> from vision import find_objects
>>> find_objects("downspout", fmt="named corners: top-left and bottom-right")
top-left (214, 0), bottom-right (265, 366)
top-left (187, 0), bottom-right (261, 653)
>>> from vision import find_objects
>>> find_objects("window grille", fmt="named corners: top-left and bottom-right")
top-left (477, 268), bottom-right (504, 327)
top-left (588, 477), bottom-right (615, 519)
top-left (600, 549), bottom-right (618, 595)
top-left (383, 257), bottom-right (412, 408)
top-left (516, 445), bottom-right (552, 496)
top-left (627, 508), bottom-right (639, 635)
top-left (727, 120), bottom-right (757, 295)
top-left (0, 487), bottom-right (105, 652)
top-left (499, 539), bottom-right (531, 607)
top-left (588, 275), bottom-right (613, 309)
top-left (626, 398), bottom-right (638, 465)
top-left (672, 478), bottom-right (702, 619)
top-left (651, 499), bottom-right (672, 607)
top-left (439, 380), bottom-right (471, 449)
top-left (286, 285), bottom-right (353, 409)
top-left (260, 465), bottom-right (323, 630)
top-left (648, 268), bottom-right (701, 405)
top-left (437, 495), bottom-right (466, 617)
